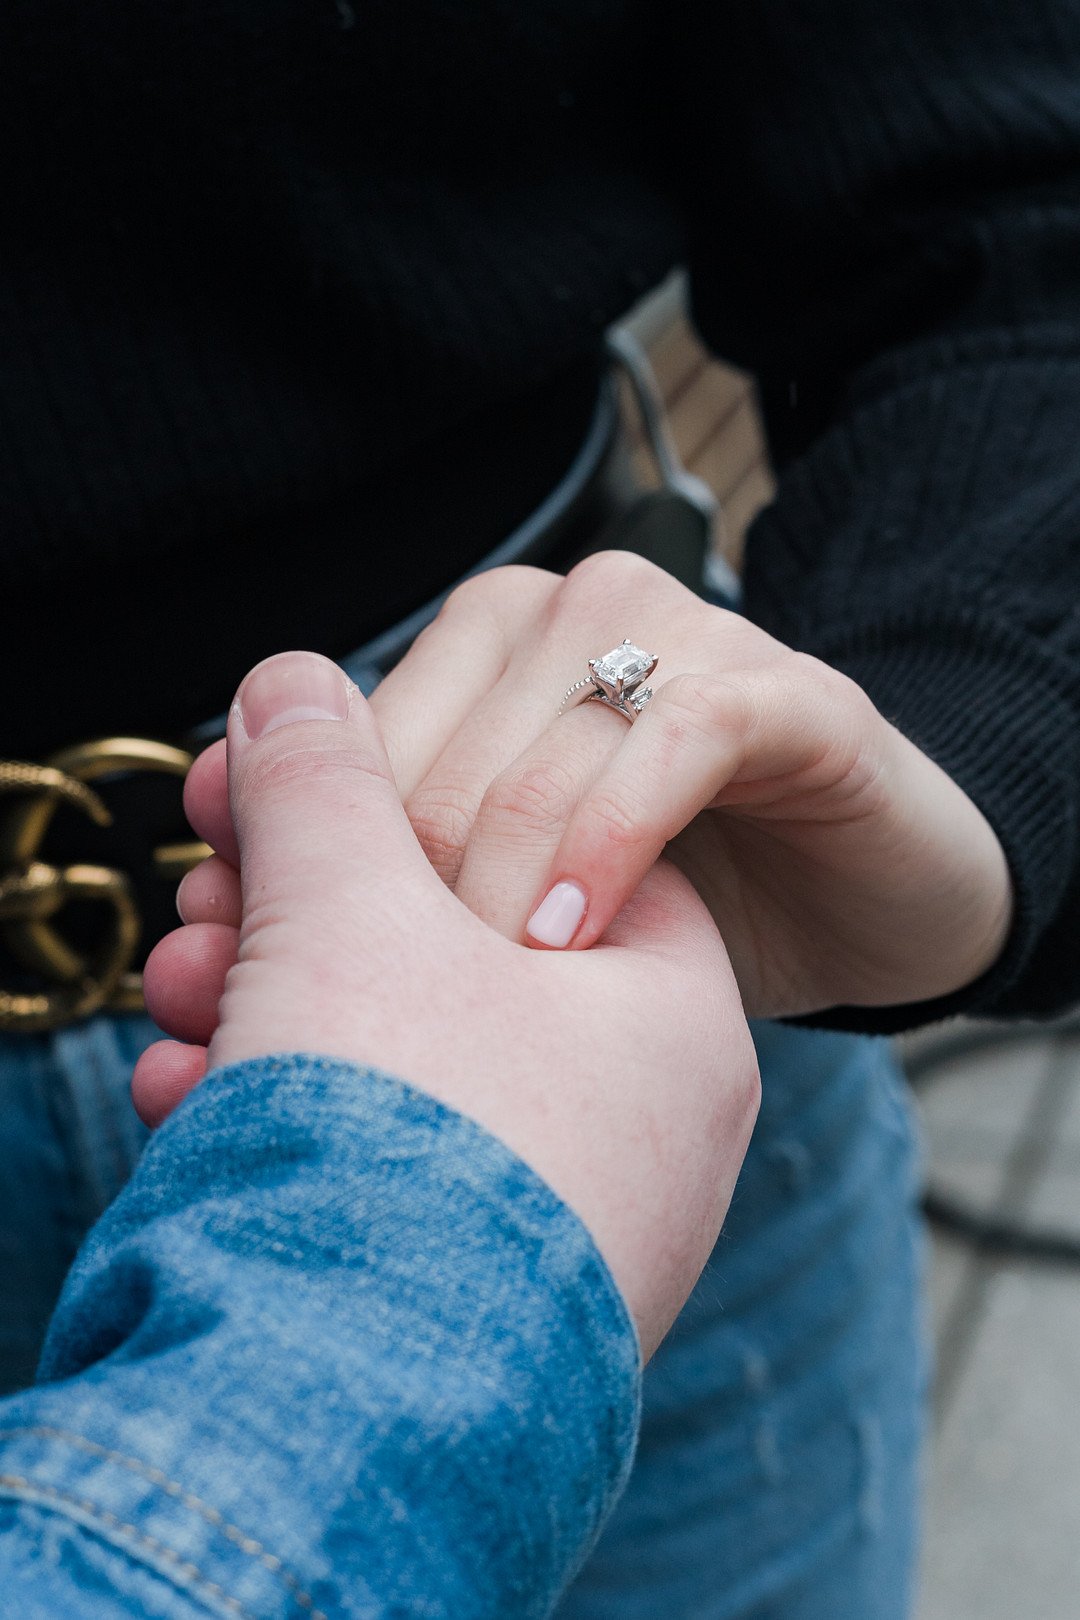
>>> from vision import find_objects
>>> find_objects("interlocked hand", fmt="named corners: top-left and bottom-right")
top-left (134, 652), bottom-right (760, 1357)
top-left (170, 552), bottom-right (1013, 1027)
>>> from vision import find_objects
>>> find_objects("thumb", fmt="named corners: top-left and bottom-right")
top-left (228, 650), bottom-right (432, 920)
top-left (204, 649), bottom-right (445, 1073)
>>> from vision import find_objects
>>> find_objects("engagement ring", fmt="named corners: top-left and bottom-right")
top-left (559, 639), bottom-right (658, 723)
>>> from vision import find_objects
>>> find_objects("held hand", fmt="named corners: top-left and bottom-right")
top-left (135, 652), bottom-right (760, 1358)
top-left (365, 551), bottom-right (1013, 1019)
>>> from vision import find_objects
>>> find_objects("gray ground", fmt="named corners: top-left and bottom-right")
top-left (907, 1022), bottom-right (1080, 1620)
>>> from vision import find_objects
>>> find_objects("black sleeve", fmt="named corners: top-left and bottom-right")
top-left (667, 0), bottom-right (1080, 1029)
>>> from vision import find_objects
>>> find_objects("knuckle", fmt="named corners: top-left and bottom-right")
top-left (478, 758), bottom-right (581, 841)
top-left (657, 671), bottom-right (752, 743)
top-left (784, 653), bottom-right (880, 752)
top-left (437, 564), bottom-right (559, 628)
top-left (405, 782), bottom-right (476, 880)
top-left (436, 571), bottom-right (499, 623)
top-left (249, 742), bottom-right (394, 803)
top-left (561, 548), bottom-right (665, 610)
top-left (578, 782), bottom-right (650, 853)
top-left (788, 651), bottom-right (864, 708)
top-left (731, 655), bottom-right (880, 788)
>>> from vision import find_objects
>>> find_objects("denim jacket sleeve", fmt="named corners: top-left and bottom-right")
top-left (0, 1055), bottom-right (640, 1619)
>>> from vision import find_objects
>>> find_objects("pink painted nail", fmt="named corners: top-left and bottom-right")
top-left (526, 881), bottom-right (587, 948)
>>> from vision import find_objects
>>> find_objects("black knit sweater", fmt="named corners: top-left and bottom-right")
top-left (4, 2), bottom-right (1079, 1029)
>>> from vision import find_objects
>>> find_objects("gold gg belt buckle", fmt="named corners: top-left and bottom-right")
top-left (0, 738), bottom-right (211, 1033)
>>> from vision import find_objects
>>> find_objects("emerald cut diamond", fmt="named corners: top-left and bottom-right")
top-left (591, 640), bottom-right (655, 692)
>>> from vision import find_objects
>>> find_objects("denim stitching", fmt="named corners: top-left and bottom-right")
top-left (0, 1426), bottom-right (328, 1620)
top-left (0, 1471), bottom-right (256, 1619)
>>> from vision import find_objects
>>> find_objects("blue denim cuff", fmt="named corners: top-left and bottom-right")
top-left (0, 1056), bottom-right (640, 1619)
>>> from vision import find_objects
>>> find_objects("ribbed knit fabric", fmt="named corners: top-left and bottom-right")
top-left (667, 1), bottom-right (1080, 1027)
top-left (745, 339), bottom-right (1080, 1029)
top-left (5, 2), bottom-right (1080, 1027)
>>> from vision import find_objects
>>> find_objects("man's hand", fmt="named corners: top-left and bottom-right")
top-left (135, 651), bottom-right (760, 1358)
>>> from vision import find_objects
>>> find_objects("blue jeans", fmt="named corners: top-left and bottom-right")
top-left (561, 1021), bottom-right (927, 1618)
top-left (0, 1015), bottom-right (926, 1617)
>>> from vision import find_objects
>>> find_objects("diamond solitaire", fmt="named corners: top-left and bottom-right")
top-left (560, 638), bottom-right (659, 723)
top-left (591, 640), bottom-right (656, 694)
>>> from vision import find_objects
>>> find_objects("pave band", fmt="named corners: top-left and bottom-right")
top-left (559, 639), bottom-right (659, 723)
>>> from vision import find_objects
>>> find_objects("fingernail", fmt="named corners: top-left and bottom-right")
top-left (526, 881), bottom-right (587, 948)
top-left (235, 651), bottom-right (351, 739)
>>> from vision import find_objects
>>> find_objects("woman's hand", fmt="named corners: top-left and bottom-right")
top-left (171, 551), bottom-right (1014, 1022)
top-left (137, 652), bottom-right (760, 1358)
top-left (364, 550), bottom-right (1013, 1019)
